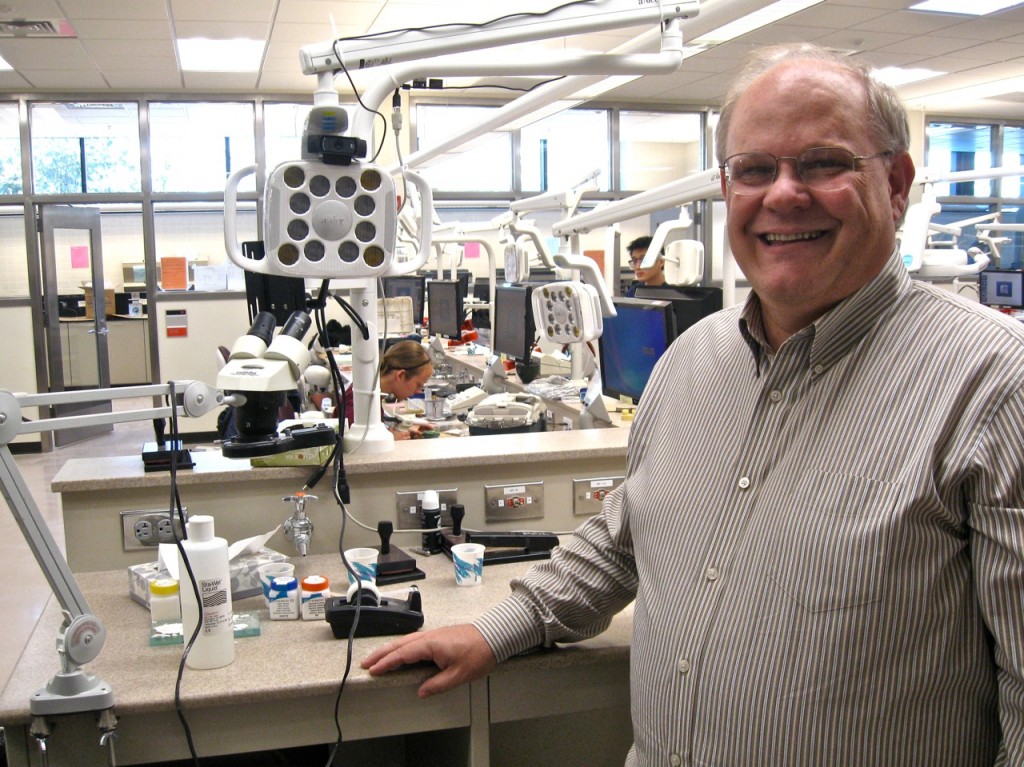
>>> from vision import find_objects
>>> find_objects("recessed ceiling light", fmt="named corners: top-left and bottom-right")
top-left (690, 0), bottom-right (825, 46)
top-left (177, 38), bottom-right (264, 72)
top-left (872, 66), bottom-right (946, 86)
top-left (0, 53), bottom-right (11, 71)
top-left (909, 0), bottom-right (1024, 15)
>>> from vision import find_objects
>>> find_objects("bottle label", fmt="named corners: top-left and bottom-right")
top-left (200, 578), bottom-right (232, 633)
top-left (301, 591), bottom-right (326, 620)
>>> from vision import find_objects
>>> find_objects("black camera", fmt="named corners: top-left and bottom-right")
top-left (307, 134), bottom-right (367, 166)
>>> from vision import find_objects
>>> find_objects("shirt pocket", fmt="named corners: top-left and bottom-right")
top-left (768, 471), bottom-right (901, 613)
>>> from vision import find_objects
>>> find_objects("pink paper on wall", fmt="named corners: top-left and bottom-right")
top-left (463, 242), bottom-right (480, 259)
top-left (70, 245), bottom-right (89, 269)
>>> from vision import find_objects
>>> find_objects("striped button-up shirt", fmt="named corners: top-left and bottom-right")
top-left (475, 250), bottom-right (1024, 766)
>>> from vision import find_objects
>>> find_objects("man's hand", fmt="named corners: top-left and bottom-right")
top-left (361, 624), bottom-right (496, 698)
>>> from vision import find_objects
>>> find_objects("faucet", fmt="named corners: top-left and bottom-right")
top-left (282, 492), bottom-right (317, 557)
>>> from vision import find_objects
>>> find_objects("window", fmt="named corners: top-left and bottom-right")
top-left (520, 109), bottom-right (609, 193)
top-left (30, 102), bottom-right (141, 194)
top-left (925, 123), bottom-right (994, 198)
top-left (149, 102), bottom-right (255, 193)
top-left (415, 105), bottom-right (512, 192)
top-left (0, 104), bottom-right (22, 195)
top-left (620, 111), bottom-right (703, 191)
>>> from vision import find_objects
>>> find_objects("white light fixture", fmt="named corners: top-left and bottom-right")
top-left (177, 38), bottom-right (264, 72)
top-left (909, 0), bottom-right (1024, 14)
top-left (872, 66), bottom-right (946, 87)
top-left (905, 75), bottom-right (1024, 107)
top-left (0, 54), bottom-right (11, 71)
top-left (690, 0), bottom-right (825, 46)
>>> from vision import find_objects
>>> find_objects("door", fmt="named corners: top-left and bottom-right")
top-left (39, 205), bottom-right (113, 446)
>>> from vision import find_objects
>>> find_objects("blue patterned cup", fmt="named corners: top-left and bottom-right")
top-left (344, 547), bottom-right (379, 585)
top-left (451, 543), bottom-right (485, 586)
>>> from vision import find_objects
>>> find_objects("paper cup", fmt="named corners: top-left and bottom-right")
top-left (344, 547), bottom-right (379, 585)
top-left (451, 543), bottom-right (485, 586)
top-left (259, 562), bottom-right (295, 606)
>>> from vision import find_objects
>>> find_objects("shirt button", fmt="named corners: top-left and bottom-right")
top-left (677, 658), bottom-right (690, 674)
top-left (670, 754), bottom-right (682, 767)
top-left (813, 364), bottom-right (824, 375)
top-left (769, 389), bottom-right (783, 402)
top-left (706, 566), bottom-right (719, 581)
top-left (738, 476), bottom-right (751, 489)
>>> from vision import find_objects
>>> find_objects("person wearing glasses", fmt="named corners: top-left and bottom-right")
top-left (362, 43), bottom-right (1024, 766)
top-left (623, 235), bottom-right (667, 296)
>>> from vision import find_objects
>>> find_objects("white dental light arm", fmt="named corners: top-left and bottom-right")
top-left (510, 167), bottom-right (602, 216)
top-left (299, 0), bottom-right (700, 74)
top-left (644, 206), bottom-right (694, 267)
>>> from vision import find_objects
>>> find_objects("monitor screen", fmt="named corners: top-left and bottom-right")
top-left (598, 297), bottom-right (676, 404)
top-left (427, 279), bottom-right (465, 340)
top-left (492, 284), bottom-right (537, 362)
top-left (632, 285), bottom-right (722, 335)
top-left (979, 269), bottom-right (1024, 308)
top-left (382, 275), bottom-right (426, 325)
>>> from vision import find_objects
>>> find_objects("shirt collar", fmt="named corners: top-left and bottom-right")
top-left (739, 247), bottom-right (911, 375)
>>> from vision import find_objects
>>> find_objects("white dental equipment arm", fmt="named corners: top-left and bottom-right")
top-left (0, 383), bottom-right (223, 716)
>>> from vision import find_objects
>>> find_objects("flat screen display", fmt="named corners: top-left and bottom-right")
top-left (633, 285), bottom-right (722, 335)
top-left (492, 284), bottom-right (537, 362)
top-left (427, 279), bottom-right (465, 340)
top-left (382, 275), bottom-right (426, 325)
top-left (979, 269), bottom-right (1024, 309)
top-left (598, 297), bottom-right (676, 404)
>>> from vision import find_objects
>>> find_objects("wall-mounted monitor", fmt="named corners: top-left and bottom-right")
top-left (382, 275), bottom-right (426, 325)
top-left (491, 284), bottom-right (538, 363)
top-left (598, 297), bottom-right (676, 404)
top-left (632, 285), bottom-right (722, 335)
top-left (427, 279), bottom-right (465, 340)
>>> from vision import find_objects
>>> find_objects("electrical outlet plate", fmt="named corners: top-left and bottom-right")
top-left (484, 481), bottom-right (544, 522)
top-left (120, 508), bottom-right (187, 551)
top-left (572, 476), bottom-right (623, 516)
top-left (395, 489), bottom-right (459, 530)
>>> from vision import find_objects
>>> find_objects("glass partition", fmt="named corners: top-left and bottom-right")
top-left (521, 108), bottom-right (609, 193)
top-left (620, 110), bottom-right (703, 191)
top-left (150, 102), bottom-right (256, 193)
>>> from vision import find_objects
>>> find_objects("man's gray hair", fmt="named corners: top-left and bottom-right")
top-left (714, 43), bottom-right (910, 166)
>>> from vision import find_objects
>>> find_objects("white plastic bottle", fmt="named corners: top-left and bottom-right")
top-left (178, 515), bottom-right (235, 669)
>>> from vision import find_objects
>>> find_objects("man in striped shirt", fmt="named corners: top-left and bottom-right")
top-left (364, 43), bottom-right (1024, 766)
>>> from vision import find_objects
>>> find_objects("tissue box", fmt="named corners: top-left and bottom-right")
top-left (129, 547), bottom-right (289, 608)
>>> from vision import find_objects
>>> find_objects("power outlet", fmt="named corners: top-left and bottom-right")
top-left (395, 489), bottom-right (459, 530)
top-left (572, 476), bottom-right (624, 516)
top-left (120, 508), bottom-right (187, 551)
top-left (484, 481), bottom-right (544, 522)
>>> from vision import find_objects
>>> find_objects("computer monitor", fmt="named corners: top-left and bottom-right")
top-left (979, 268), bottom-right (1024, 308)
top-left (633, 285), bottom-right (723, 335)
top-left (491, 284), bottom-right (538, 362)
top-left (598, 297), bottom-right (676, 404)
top-left (456, 269), bottom-right (473, 298)
top-left (427, 279), bottom-right (465, 340)
top-left (382, 275), bottom-right (426, 325)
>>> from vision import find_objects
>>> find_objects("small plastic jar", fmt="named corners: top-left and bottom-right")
top-left (149, 578), bottom-right (181, 631)
top-left (300, 575), bottom-right (330, 621)
top-left (268, 576), bottom-right (300, 620)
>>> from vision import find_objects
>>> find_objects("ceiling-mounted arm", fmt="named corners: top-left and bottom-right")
top-left (299, 0), bottom-right (700, 74)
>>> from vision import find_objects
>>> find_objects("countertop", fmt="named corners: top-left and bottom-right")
top-left (0, 550), bottom-right (632, 724)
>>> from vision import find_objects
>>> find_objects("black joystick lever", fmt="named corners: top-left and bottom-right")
top-left (378, 520), bottom-right (393, 554)
top-left (374, 520), bottom-right (425, 585)
top-left (450, 504), bottom-right (465, 537)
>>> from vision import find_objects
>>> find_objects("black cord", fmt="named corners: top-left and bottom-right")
top-left (332, 41), bottom-right (388, 163)
top-left (329, 293), bottom-right (370, 341)
top-left (334, 1), bottom-right (598, 43)
top-left (166, 383), bottom-right (202, 766)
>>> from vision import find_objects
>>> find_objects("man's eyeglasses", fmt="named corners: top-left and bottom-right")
top-left (628, 257), bottom-right (647, 268)
top-left (721, 147), bottom-right (892, 195)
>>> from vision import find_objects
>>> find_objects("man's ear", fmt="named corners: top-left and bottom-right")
top-left (888, 151), bottom-right (916, 223)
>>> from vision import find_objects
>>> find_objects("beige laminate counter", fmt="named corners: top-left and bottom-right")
top-left (0, 551), bottom-right (633, 767)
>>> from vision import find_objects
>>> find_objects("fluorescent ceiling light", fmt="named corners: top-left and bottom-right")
top-left (690, 0), bottom-right (825, 46)
top-left (872, 66), bottom-right (945, 86)
top-left (910, 0), bottom-right (1024, 14)
top-left (0, 53), bottom-right (11, 71)
top-left (177, 38), bottom-right (264, 72)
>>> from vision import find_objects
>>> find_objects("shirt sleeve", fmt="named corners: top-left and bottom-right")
top-left (473, 483), bottom-right (639, 662)
top-left (967, 383), bottom-right (1024, 761)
